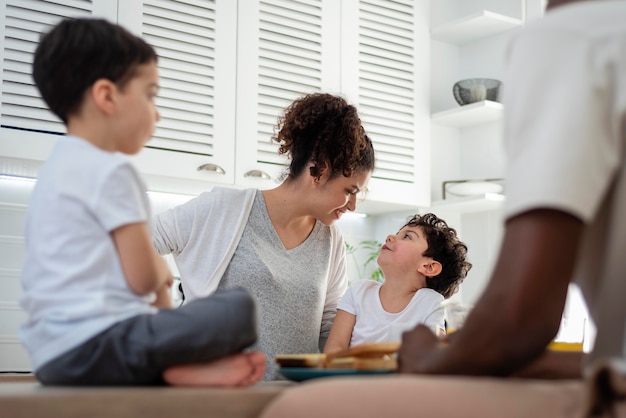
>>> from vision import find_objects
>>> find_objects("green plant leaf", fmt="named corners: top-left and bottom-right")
top-left (344, 239), bottom-right (383, 282)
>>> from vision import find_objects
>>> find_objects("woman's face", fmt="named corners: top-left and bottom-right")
top-left (313, 170), bottom-right (371, 225)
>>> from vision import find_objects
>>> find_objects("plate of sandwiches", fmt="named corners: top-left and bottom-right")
top-left (275, 342), bottom-right (399, 382)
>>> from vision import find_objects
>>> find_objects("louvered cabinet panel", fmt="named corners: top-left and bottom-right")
top-left (1, 1), bottom-right (91, 135)
top-left (1, 0), bottom-right (431, 210)
top-left (235, 0), bottom-right (339, 188)
top-left (0, 0), bottom-right (237, 187)
top-left (342, 0), bottom-right (430, 212)
top-left (0, 0), bottom-right (116, 170)
top-left (236, 0), bottom-right (429, 210)
top-left (120, 0), bottom-right (237, 186)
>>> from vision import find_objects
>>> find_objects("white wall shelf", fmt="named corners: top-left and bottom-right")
top-left (431, 193), bottom-right (505, 213)
top-left (431, 100), bottom-right (503, 128)
top-left (431, 10), bottom-right (522, 45)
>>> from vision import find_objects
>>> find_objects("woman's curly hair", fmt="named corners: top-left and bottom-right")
top-left (402, 213), bottom-right (472, 299)
top-left (272, 93), bottom-right (375, 180)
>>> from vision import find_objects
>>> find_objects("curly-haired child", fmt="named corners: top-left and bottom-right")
top-left (324, 213), bottom-right (472, 352)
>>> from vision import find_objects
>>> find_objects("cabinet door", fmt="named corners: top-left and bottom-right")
top-left (119, 0), bottom-right (237, 187)
top-left (0, 0), bottom-right (237, 189)
top-left (0, 0), bottom-right (116, 172)
top-left (235, 0), bottom-right (430, 212)
top-left (235, 0), bottom-right (340, 188)
top-left (341, 0), bottom-right (430, 213)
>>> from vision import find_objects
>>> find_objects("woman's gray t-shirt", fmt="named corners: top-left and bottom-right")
top-left (218, 190), bottom-right (331, 380)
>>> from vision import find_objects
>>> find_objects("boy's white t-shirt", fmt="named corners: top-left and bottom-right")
top-left (338, 279), bottom-right (444, 346)
top-left (19, 136), bottom-right (157, 371)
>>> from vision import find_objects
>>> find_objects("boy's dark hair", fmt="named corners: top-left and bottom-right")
top-left (402, 213), bottom-right (472, 299)
top-left (272, 93), bottom-right (375, 181)
top-left (32, 18), bottom-right (157, 124)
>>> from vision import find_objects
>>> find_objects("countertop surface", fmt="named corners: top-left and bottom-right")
top-left (0, 375), bottom-right (295, 418)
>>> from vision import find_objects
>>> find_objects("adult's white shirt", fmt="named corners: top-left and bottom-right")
top-left (502, 0), bottom-right (626, 367)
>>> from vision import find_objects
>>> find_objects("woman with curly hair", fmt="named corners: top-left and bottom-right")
top-left (152, 93), bottom-right (375, 379)
top-left (324, 213), bottom-right (471, 353)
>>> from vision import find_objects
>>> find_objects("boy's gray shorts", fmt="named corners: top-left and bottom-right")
top-left (35, 287), bottom-right (257, 385)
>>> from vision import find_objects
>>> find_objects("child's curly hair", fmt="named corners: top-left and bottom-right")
top-left (272, 93), bottom-right (375, 181)
top-left (402, 213), bottom-right (472, 298)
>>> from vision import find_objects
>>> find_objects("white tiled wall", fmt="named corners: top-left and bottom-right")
top-left (0, 177), bottom-right (33, 371)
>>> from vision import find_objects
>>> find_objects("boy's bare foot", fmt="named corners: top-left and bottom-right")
top-left (163, 351), bottom-right (267, 387)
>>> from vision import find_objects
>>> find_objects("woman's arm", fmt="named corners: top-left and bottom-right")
top-left (324, 309), bottom-right (356, 354)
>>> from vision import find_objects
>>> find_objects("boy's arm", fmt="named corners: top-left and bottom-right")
top-left (324, 309), bottom-right (356, 354)
top-left (112, 222), bottom-right (173, 295)
top-left (151, 275), bottom-right (174, 309)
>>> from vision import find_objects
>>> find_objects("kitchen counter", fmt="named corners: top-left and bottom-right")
top-left (0, 375), bottom-right (294, 418)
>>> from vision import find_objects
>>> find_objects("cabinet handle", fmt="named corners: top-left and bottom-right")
top-left (197, 163), bottom-right (225, 175)
top-left (244, 169), bottom-right (271, 180)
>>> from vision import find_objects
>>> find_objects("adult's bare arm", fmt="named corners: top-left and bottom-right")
top-left (511, 350), bottom-right (585, 379)
top-left (399, 209), bottom-right (584, 376)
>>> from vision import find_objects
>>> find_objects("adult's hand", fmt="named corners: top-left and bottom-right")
top-left (397, 210), bottom-right (584, 377)
top-left (397, 324), bottom-right (441, 374)
top-left (511, 350), bottom-right (584, 380)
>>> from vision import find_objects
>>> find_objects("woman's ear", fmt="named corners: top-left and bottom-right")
top-left (418, 260), bottom-right (442, 277)
top-left (309, 161), bottom-right (330, 185)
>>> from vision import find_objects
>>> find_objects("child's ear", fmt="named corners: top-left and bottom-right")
top-left (91, 79), bottom-right (116, 115)
top-left (418, 260), bottom-right (442, 277)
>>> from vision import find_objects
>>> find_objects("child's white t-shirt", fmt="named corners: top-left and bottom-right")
top-left (338, 279), bottom-right (444, 346)
top-left (19, 136), bottom-right (157, 371)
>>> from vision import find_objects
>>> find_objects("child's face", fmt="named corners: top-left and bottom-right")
top-left (113, 61), bottom-right (160, 155)
top-left (378, 225), bottom-right (432, 276)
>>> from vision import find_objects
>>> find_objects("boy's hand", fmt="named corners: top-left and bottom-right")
top-left (152, 277), bottom-right (174, 309)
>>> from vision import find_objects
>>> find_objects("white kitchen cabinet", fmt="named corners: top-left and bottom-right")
top-left (0, 0), bottom-right (431, 213)
top-left (0, 0), bottom-right (240, 187)
top-left (122, 0), bottom-right (239, 186)
top-left (0, 0), bottom-right (112, 166)
top-left (233, 0), bottom-right (431, 212)
top-left (338, 0), bottom-right (430, 213)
